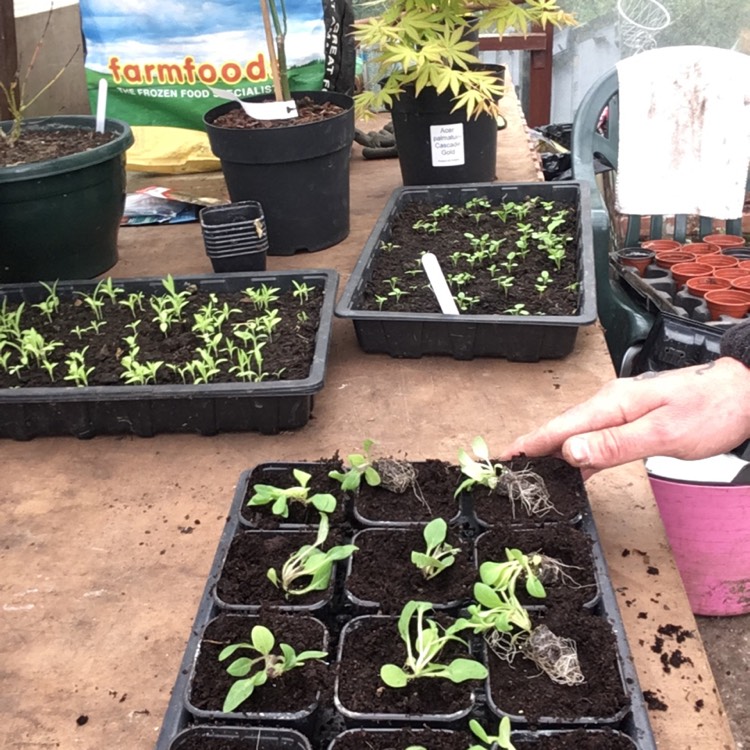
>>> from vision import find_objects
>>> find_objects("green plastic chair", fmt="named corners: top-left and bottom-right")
top-left (571, 53), bottom-right (746, 375)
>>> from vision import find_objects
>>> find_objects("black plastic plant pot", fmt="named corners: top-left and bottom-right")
top-left (344, 526), bottom-right (476, 615)
top-left (207, 249), bottom-right (267, 273)
top-left (169, 725), bottom-right (313, 750)
top-left (0, 116), bottom-right (133, 283)
top-left (333, 614), bottom-right (478, 727)
top-left (327, 727), bottom-right (468, 750)
top-left (475, 525), bottom-right (600, 611)
top-left (483, 607), bottom-right (631, 728)
top-left (388, 64), bottom-right (505, 186)
top-left (203, 91), bottom-right (354, 256)
top-left (213, 529), bottom-right (337, 614)
top-left (335, 182), bottom-right (596, 361)
top-left (184, 612), bottom-right (328, 731)
top-left (237, 461), bottom-right (348, 531)
top-left (0, 270), bottom-right (337, 439)
top-left (200, 200), bottom-right (269, 272)
top-left (352, 459), bottom-right (464, 527)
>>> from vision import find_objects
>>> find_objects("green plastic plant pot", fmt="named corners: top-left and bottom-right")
top-left (0, 116), bottom-right (134, 283)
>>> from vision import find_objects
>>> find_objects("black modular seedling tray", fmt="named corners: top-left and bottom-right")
top-left (335, 182), bottom-right (597, 361)
top-left (0, 270), bottom-right (338, 438)
top-left (155, 461), bottom-right (657, 750)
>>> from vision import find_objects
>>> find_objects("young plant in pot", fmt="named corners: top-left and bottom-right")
top-left (352, 0), bottom-right (575, 185)
top-left (0, 15), bottom-right (133, 283)
top-left (203, 0), bottom-right (354, 256)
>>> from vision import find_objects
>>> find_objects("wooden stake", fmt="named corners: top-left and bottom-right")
top-left (259, 0), bottom-right (283, 102)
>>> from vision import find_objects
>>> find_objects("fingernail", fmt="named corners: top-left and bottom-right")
top-left (567, 437), bottom-right (591, 467)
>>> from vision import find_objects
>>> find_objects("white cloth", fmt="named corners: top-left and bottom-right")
top-left (615, 45), bottom-right (750, 220)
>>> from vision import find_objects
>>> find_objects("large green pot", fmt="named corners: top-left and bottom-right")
top-left (0, 116), bottom-right (134, 283)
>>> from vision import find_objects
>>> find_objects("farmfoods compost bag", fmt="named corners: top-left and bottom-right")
top-left (79, 0), bottom-right (354, 172)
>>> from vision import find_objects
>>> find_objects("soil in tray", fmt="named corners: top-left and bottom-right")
top-left (471, 456), bottom-right (587, 527)
top-left (188, 611), bottom-right (329, 714)
top-left (336, 615), bottom-right (478, 717)
top-left (0, 283), bottom-right (324, 389)
top-left (215, 530), bottom-right (342, 608)
top-left (514, 729), bottom-right (637, 749)
top-left (240, 459), bottom-right (349, 529)
top-left (486, 605), bottom-right (629, 723)
top-left (345, 526), bottom-right (476, 614)
top-left (331, 728), bottom-right (468, 750)
top-left (354, 459), bottom-right (462, 524)
top-left (358, 197), bottom-right (580, 316)
top-left (475, 524), bottom-right (598, 609)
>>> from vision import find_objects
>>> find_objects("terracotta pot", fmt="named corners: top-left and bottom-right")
top-left (682, 242), bottom-right (721, 256)
top-left (704, 289), bottom-right (750, 320)
top-left (730, 275), bottom-right (750, 292)
top-left (702, 234), bottom-right (746, 248)
top-left (642, 239), bottom-right (682, 252)
top-left (711, 267), bottom-right (748, 281)
top-left (738, 260), bottom-right (750, 272)
top-left (615, 247), bottom-right (655, 276)
top-left (699, 254), bottom-right (739, 270)
top-left (669, 261), bottom-right (713, 288)
top-left (685, 275), bottom-right (731, 298)
top-left (654, 251), bottom-right (696, 269)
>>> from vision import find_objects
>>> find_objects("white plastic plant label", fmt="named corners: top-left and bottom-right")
top-left (430, 124), bottom-right (465, 167)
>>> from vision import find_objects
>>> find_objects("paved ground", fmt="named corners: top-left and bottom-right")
top-left (697, 613), bottom-right (750, 747)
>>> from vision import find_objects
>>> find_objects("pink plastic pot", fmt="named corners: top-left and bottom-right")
top-left (642, 239), bottom-right (682, 252)
top-left (648, 475), bottom-right (750, 615)
top-left (702, 234), bottom-right (746, 248)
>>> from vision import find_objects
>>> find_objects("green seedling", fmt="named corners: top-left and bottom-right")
top-left (63, 347), bottom-right (94, 387)
top-left (248, 468), bottom-right (336, 518)
top-left (412, 218), bottom-right (440, 235)
top-left (75, 291), bottom-right (105, 321)
top-left (479, 548), bottom-right (547, 601)
top-left (291, 280), bottom-right (315, 304)
top-left (218, 624), bottom-right (327, 713)
top-left (32, 281), bottom-right (60, 323)
top-left (328, 439), bottom-right (381, 492)
top-left (494, 275), bottom-right (514, 296)
top-left (411, 518), bottom-right (460, 580)
top-left (379, 600), bottom-right (487, 688)
top-left (503, 303), bottom-right (529, 316)
top-left (385, 277), bottom-right (409, 303)
top-left (244, 283), bottom-right (280, 311)
top-left (94, 277), bottom-right (124, 303)
top-left (119, 291), bottom-right (145, 317)
top-left (535, 270), bottom-right (553, 294)
top-left (455, 437), bottom-right (555, 519)
top-left (120, 353), bottom-right (163, 385)
top-left (468, 717), bottom-right (516, 750)
top-left (454, 291), bottom-right (480, 312)
top-left (267, 513), bottom-right (357, 597)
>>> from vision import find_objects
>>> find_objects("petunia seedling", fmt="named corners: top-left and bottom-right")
top-left (328, 439), bottom-right (381, 492)
top-left (218, 624), bottom-right (327, 713)
top-left (267, 513), bottom-right (357, 597)
top-left (379, 600), bottom-right (487, 688)
top-left (468, 717), bottom-right (516, 750)
top-left (248, 468), bottom-right (336, 519)
top-left (411, 518), bottom-right (460, 580)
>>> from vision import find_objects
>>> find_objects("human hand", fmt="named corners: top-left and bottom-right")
top-left (497, 357), bottom-right (750, 477)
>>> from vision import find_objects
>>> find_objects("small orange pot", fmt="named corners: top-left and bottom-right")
top-left (669, 261), bottom-right (713, 288)
top-left (682, 242), bottom-right (721, 256)
top-left (685, 276), bottom-right (731, 298)
top-left (730, 276), bottom-right (750, 292)
top-left (712, 267), bottom-right (748, 281)
top-left (704, 289), bottom-right (750, 320)
top-left (642, 239), bottom-right (682, 252)
top-left (615, 247), bottom-right (655, 276)
top-left (698, 254), bottom-right (739, 270)
top-left (655, 251), bottom-right (696, 269)
top-left (702, 234), bottom-right (746, 248)
top-left (739, 260), bottom-right (750, 272)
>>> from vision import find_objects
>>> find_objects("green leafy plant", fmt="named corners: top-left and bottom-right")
top-left (468, 717), bottom-right (515, 750)
top-left (218, 624), bottom-right (327, 712)
top-left (411, 518), bottom-right (460, 580)
top-left (267, 513), bottom-right (358, 597)
top-left (455, 437), bottom-right (555, 518)
top-left (352, 1), bottom-right (574, 119)
top-left (380, 600), bottom-right (487, 687)
top-left (328, 439), bottom-right (381, 492)
top-left (248, 468), bottom-right (337, 518)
